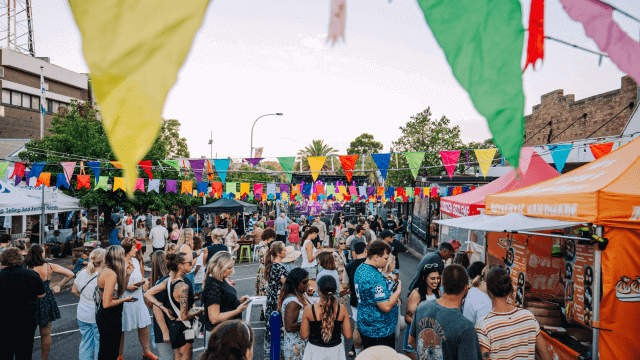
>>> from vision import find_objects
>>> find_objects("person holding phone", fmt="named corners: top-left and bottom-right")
top-left (95, 245), bottom-right (136, 360)
top-left (118, 238), bottom-right (155, 360)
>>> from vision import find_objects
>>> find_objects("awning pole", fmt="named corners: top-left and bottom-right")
top-left (510, 230), bottom-right (589, 242)
top-left (96, 205), bottom-right (99, 243)
top-left (592, 226), bottom-right (603, 360)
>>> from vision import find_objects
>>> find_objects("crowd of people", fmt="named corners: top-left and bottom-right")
top-left (0, 207), bottom-right (553, 360)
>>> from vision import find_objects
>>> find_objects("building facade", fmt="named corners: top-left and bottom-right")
top-left (524, 75), bottom-right (638, 146)
top-left (0, 49), bottom-right (90, 139)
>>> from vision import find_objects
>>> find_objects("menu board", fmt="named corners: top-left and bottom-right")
top-left (487, 232), bottom-right (527, 307)
top-left (564, 240), bottom-right (595, 327)
top-left (526, 236), bottom-right (565, 302)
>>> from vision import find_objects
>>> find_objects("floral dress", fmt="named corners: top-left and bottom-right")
top-left (264, 262), bottom-right (289, 353)
top-left (255, 244), bottom-right (269, 296)
top-left (332, 251), bottom-right (348, 306)
top-left (281, 295), bottom-right (307, 360)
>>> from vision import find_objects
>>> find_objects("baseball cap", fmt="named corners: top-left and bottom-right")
top-left (368, 215), bottom-right (374, 220)
top-left (380, 229), bottom-right (395, 239)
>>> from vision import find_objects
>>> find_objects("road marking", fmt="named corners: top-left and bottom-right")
top-left (230, 276), bottom-right (256, 281)
top-left (35, 329), bottom-right (79, 339)
top-left (58, 303), bottom-right (79, 308)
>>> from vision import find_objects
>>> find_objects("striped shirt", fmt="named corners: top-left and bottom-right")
top-left (476, 308), bottom-right (540, 360)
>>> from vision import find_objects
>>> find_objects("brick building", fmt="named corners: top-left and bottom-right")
top-left (0, 49), bottom-right (90, 139)
top-left (524, 75), bottom-right (638, 146)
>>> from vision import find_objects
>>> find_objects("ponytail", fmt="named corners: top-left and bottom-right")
top-left (87, 248), bottom-right (106, 275)
top-left (317, 275), bottom-right (338, 343)
top-left (264, 241), bottom-right (284, 282)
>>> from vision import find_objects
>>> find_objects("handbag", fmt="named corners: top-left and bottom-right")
top-left (166, 277), bottom-right (200, 340)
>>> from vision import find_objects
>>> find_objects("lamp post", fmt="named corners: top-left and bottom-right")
top-left (250, 113), bottom-right (283, 157)
top-left (208, 131), bottom-right (213, 159)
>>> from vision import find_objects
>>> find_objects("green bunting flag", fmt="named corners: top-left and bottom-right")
top-left (416, 0), bottom-right (525, 169)
top-left (277, 157), bottom-right (296, 183)
top-left (96, 176), bottom-right (109, 191)
top-left (163, 160), bottom-right (180, 172)
top-left (404, 152), bottom-right (426, 179)
top-left (0, 162), bottom-right (9, 180)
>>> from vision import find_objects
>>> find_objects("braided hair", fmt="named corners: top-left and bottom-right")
top-left (317, 275), bottom-right (338, 343)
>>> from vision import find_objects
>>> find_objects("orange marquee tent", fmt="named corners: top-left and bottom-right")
top-left (486, 137), bottom-right (640, 360)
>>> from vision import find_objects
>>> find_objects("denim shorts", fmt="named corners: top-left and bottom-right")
top-left (304, 266), bottom-right (318, 279)
top-left (403, 325), bottom-right (416, 353)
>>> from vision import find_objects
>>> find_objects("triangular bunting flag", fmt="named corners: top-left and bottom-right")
top-left (163, 160), bottom-right (180, 171)
top-left (549, 144), bottom-right (573, 173)
top-left (473, 149), bottom-right (497, 178)
top-left (96, 176), bottom-right (109, 191)
top-left (87, 161), bottom-right (101, 182)
top-left (138, 160), bottom-right (153, 180)
top-left (61, 162), bottom-right (76, 185)
top-left (590, 142), bottom-right (614, 160)
top-left (0, 162), bottom-right (9, 179)
top-left (213, 159), bottom-right (230, 184)
top-left (27, 162), bottom-right (46, 179)
top-left (110, 161), bottom-right (123, 169)
top-left (165, 179), bottom-right (177, 194)
top-left (10, 163), bottom-right (25, 179)
top-left (77, 175), bottom-right (91, 190)
top-left (277, 157), bottom-right (295, 183)
top-left (339, 155), bottom-right (358, 182)
top-left (404, 152), bottom-right (426, 179)
top-left (244, 158), bottom-right (263, 167)
top-left (147, 179), bottom-right (160, 193)
top-left (371, 153), bottom-right (391, 181)
top-left (206, 160), bottom-right (215, 181)
top-left (113, 177), bottom-right (125, 192)
top-left (181, 181), bottom-right (193, 195)
top-left (439, 151), bottom-right (461, 179)
top-left (188, 159), bottom-right (205, 183)
top-left (36, 173), bottom-right (51, 187)
top-left (307, 156), bottom-right (326, 182)
top-left (134, 178), bottom-right (145, 192)
top-left (518, 147), bottom-right (535, 175)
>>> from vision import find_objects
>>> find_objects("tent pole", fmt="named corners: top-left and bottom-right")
top-left (96, 205), bottom-right (99, 243)
top-left (40, 184), bottom-right (45, 246)
top-left (592, 226), bottom-right (603, 360)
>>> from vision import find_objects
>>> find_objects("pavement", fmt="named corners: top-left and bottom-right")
top-left (33, 245), bottom-right (422, 360)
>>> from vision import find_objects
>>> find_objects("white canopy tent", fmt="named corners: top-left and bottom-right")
top-left (0, 178), bottom-right (83, 216)
top-left (433, 213), bottom-right (585, 232)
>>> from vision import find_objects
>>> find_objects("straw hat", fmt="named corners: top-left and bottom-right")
top-left (282, 246), bottom-right (302, 263)
top-left (358, 346), bottom-right (411, 360)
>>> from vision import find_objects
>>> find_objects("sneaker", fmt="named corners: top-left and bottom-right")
top-left (197, 332), bottom-right (204, 339)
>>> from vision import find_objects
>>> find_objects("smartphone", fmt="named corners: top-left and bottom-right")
top-left (130, 297), bottom-right (138, 302)
top-left (391, 281), bottom-right (399, 293)
top-left (244, 298), bottom-right (253, 304)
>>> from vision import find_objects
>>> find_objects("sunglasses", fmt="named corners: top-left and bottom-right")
top-left (423, 263), bottom-right (438, 270)
top-left (301, 279), bottom-right (309, 285)
top-left (339, 242), bottom-right (345, 245)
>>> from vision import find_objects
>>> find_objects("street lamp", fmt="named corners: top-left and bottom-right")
top-left (208, 131), bottom-right (213, 159)
top-left (250, 113), bottom-right (283, 157)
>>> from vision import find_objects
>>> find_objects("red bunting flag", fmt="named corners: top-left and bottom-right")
top-left (439, 150), bottom-right (461, 179)
top-left (10, 162), bottom-right (25, 179)
top-left (77, 175), bottom-right (91, 189)
top-left (524, 0), bottom-right (544, 72)
top-left (138, 160), bottom-right (153, 180)
top-left (590, 142), bottom-right (614, 159)
top-left (339, 155), bottom-right (358, 182)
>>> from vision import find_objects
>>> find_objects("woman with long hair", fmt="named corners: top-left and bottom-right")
top-left (288, 217), bottom-right (301, 251)
top-left (192, 236), bottom-right (205, 299)
top-left (118, 238), bottom-right (155, 360)
top-left (26, 244), bottom-right (74, 360)
top-left (315, 252), bottom-right (339, 298)
top-left (200, 320), bottom-right (254, 360)
top-left (255, 228), bottom-right (276, 297)
top-left (170, 224), bottom-right (180, 244)
top-left (264, 241), bottom-right (288, 353)
top-left (279, 268), bottom-right (311, 360)
top-left (300, 226), bottom-right (322, 280)
top-left (176, 228), bottom-right (196, 291)
top-left (144, 252), bottom-right (204, 360)
top-left (404, 264), bottom-right (441, 360)
top-left (453, 252), bottom-right (470, 270)
top-left (225, 223), bottom-right (240, 257)
top-left (463, 262), bottom-right (493, 325)
top-left (72, 248), bottom-right (106, 360)
top-left (300, 275), bottom-right (352, 360)
top-left (148, 251), bottom-right (174, 360)
top-left (202, 252), bottom-right (250, 343)
top-left (95, 245), bottom-right (135, 360)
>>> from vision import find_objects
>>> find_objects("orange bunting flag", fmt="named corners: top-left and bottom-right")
top-left (36, 173), bottom-right (51, 187)
top-left (77, 175), bottom-right (91, 190)
top-left (590, 142), bottom-right (614, 160)
top-left (339, 155), bottom-right (358, 182)
top-left (110, 161), bottom-right (123, 169)
top-left (181, 181), bottom-right (192, 195)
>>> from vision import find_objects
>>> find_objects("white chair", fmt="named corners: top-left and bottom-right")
top-left (253, 244), bottom-right (264, 262)
top-left (245, 296), bottom-right (268, 323)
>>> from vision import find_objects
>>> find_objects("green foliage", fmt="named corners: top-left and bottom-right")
top-left (386, 107), bottom-right (464, 186)
top-left (18, 100), bottom-right (198, 211)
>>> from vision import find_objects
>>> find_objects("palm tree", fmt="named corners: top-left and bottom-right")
top-left (296, 140), bottom-right (339, 171)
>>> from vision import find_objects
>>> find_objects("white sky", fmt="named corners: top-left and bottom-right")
top-left (35, 0), bottom-right (640, 160)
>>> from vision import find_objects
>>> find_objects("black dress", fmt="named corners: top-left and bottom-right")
top-left (96, 281), bottom-right (123, 360)
top-left (264, 262), bottom-right (288, 351)
top-left (202, 276), bottom-right (240, 332)
top-left (167, 278), bottom-right (195, 349)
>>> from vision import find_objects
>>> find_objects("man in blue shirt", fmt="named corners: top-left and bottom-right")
top-left (354, 240), bottom-right (401, 350)
top-left (46, 230), bottom-right (64, 258)
top-left (274, 213), bottom-right (287, 243)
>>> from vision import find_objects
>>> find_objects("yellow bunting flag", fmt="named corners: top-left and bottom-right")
top-left (240, 183), bottom-right (250, 197)
top-left (181, 181), bottom-right (193, 195)
top-left (68, 0), bottom-right (212, 196)
top-left (113, 177), bottom-right (125, 192)
top-left (307, 156), bottom-right (326, 181)
top-left (474, 149), bottom-right (498, 178)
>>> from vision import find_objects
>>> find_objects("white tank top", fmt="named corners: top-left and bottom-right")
top-left (301, 239), bottom-right (317, 268)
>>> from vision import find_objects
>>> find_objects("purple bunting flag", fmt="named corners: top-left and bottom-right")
top-left (189, 159), bottom-right (206, 184)
top-left (166, 179), bottom-right (177, 194)
top-left (244, 158), bottom-right (263, 167)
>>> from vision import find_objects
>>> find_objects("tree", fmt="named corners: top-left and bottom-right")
top-left (19, 100), bottom-right (200, 212)
top-left (295, 140), bottom-right (338, 172)
top-left (344, 133), bottom-right (384, 184)
top-left (386, 107), bottom-right (464, 186)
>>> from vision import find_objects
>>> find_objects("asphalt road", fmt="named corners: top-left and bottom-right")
top-left (33, 250), bottom-right (421, 360)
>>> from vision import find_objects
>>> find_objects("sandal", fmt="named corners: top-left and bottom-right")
top-left (347, 351), bottom-right (356, 357)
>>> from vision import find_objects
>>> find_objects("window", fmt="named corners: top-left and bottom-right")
top-left (31, 96), bottom-right (39, 110)
top-left (2, 89), bottom-right (10, 104)
top-left (52, 101), bottom-right (59, 113)
top-left (22, 94), bottom-right (30, 108)
top-left (47, 99), bottom-right (53, 113)
top-left (11, 91), bottom-right (21, 106)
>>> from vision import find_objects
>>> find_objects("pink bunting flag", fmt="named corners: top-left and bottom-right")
top-left (327, 0), bottom-right (346, 45)
top-left (61, 162), bottom-right (76, 185)
top-left (559, 0), bottom-right (640, 84)
top-left (439, 150), bottom-right (461, 179)
top-left (134, 178), bottom-right (145, 192)
top-left (518, 147), bottom-right (535, 175)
